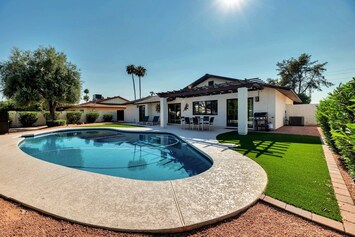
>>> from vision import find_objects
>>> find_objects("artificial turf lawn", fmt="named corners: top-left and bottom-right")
top-left (84, 123), bottom-right (138, 128)
top-left (217, 131), bottom-right (342, 221)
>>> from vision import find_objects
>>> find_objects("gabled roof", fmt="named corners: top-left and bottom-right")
top-left (158, 74), bottom-right (302, 103)
top-left (97, 95), bottom-right (129, 103)
top-left (69, 102), bottom-right (126, 109)
top-left (122, 96), bottom-right (160, 105)
top-left (185, 73), bottom-right (245, 89)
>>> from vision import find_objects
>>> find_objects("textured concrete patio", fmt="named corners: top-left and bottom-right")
top-left (0, 125), bottom-right (267, 233)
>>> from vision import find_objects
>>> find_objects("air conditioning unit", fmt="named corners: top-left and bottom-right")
top-left (289, 116), bottom-right (304, 126)
top-left (93, 94), bottom-right (104, 101)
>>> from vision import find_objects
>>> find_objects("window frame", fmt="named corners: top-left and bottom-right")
top-left (193, 100), bottom-right (218, 115)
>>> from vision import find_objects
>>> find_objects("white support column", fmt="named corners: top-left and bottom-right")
top-left (144, 104), bottom-right (149, 117)
top-left (238, 87), bottom-right (248, 135)
top-left (160, 97), bottom-right (168, 128)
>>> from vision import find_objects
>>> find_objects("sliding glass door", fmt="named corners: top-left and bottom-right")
top-left (226, 98), bottom-right (254, 128)
top-left (168, 103), bottom-right (181, 124)
top-left (138, 105), bottom-right (145, 122)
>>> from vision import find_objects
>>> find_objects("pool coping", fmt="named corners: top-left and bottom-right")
top-left (0, 126), bottom-right (267, 233)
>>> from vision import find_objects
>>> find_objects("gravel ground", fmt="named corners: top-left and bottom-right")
top-left (0, 197), bottom-right (345, 237)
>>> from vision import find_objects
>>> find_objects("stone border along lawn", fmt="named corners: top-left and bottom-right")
top-left (217, 131), bottom-right (342, 221)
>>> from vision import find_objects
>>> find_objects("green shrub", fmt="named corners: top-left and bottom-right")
top-left (18, 112), bottom-right (38, 127)
top-left (103, 113), bottom-right (113, 122)
top-left (66, 111), bottom-right (82, 124)
top-left (316, 78), bottom-right (355, 178)
top-left (86, 112), bottom-right (99, 123)
top-left (46, 120), bottom-right (66, 127)
top-left (43, 111), bottom-right (61, 121)
top-left (8, 116), bottom-right (13, 127)
top-left (316, 100), bottom-right (337, 151)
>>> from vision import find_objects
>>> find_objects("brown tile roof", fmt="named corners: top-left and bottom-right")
top-left (69, 102), bottom-right (126, 109)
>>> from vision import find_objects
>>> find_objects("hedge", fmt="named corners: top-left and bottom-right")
top-left (46, 120), bottom-right (66, 127)
top-left (66, 111), bottom-right (82, 124)
top-left (18, 112), bottom-right (38, 127)
top-left (43, 111), bottom-right (61, 121)
top-left (86, 112), bottom-right (99, 123)
top-left (103, 113), bottom-right (113, 122)
top-left (316, 78), bottom-right (355, 178)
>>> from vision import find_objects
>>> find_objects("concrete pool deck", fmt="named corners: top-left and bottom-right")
top-left (0, 126), bottom-right (267, 233)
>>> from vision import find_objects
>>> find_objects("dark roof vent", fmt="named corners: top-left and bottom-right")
top-left (247, 78), bottom-right (265, 84)
top-left (93, 94), bottom-right (104, 101)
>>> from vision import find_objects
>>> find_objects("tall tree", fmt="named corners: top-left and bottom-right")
top-left (0, 47), bottom-right (81, 120)
top-left (126, 64), bottom-right (137, 100)
top-left (83, 88), bottom-right (90, 102)
top-left (135, 65), bottom-right (147, 99)
top-left (276, 53), bottom-right (333, 103)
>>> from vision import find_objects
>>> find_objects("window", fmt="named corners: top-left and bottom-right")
top-left (193, 100), bottom-right (218, 115)
top-left (208, 81), bottom-right (214, 86)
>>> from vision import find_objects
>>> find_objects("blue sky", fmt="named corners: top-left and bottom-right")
top-left (0, 0), bottom-right (354, 102)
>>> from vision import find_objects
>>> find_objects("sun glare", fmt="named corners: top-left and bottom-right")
top-left (216, 0), bottom-right (244, 12)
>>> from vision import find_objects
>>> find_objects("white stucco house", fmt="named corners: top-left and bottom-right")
top-left (123, 74), bottom-right (302, 134)
top-left (66, 96), bottom-right (128, 122)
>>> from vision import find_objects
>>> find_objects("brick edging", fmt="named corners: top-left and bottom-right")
top-left (260, 195), bottom-right (347, 235)
top-left (320, 135), bottom-right (355, 236)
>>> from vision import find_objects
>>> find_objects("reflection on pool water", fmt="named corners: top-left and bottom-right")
top-left (19, 129), bottom-right (213, 181)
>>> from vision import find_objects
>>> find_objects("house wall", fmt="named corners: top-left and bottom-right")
top-left (274, 90), bottom-right (294, 129)
top-left (69, 108), bottom-right (122, 122)
top-left (124, 104), bottom-right (140, 123)
top-left (123, 103), bottom-right (160, 123)
top-left (122, 88), bottom-right (294, 129)
top-left (147, 103), bottom-right (160, 118)
top-left (286, 104), bottom-right (318, 125)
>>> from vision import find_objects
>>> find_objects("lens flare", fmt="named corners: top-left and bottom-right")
top-left (216, 0), bottom-right (244, 12)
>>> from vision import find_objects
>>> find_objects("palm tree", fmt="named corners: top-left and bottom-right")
top-left (135, 66), bottom-right (147, 99)
top-left (83, 88), bottom-right (90, 102)
top-left (126, 65), bottom-right (137, 100)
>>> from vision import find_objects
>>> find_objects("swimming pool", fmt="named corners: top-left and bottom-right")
top-left (19, 129), bottom-right (213, 181)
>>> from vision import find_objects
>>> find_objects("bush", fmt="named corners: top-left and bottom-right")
top-left (43, 111), bottom-right (61, 121)
top-left (86, 112), bottom-right (99, 123)
top-left (46, 120), bottom-right (66, 127)
top-left (18, 112), bottom-right (38, 127)
top-left (103, 113), bottom-right (113, 122)
top-left (8, 116), bottom-right (12, 127)
top-left (316, 78), bottom-right (355, 178)
top-left (66, 111), bottom-right (82, 124)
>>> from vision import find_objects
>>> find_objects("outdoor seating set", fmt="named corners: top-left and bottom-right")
top-left (139, 116), bottom-right (160, 125)
top-left (181, 116), bottom-right (214, 130)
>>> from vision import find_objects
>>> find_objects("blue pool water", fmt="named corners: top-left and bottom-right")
top-left (19, 129), bottom-right (212, 181)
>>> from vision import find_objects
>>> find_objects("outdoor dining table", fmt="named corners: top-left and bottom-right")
top-left (181, 116), bottom-right (210, 130)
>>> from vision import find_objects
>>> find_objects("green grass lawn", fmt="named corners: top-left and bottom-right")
top-left (217, 131), bottom-right (341, 221)
top-left (83, 123), bottom-right (138, 128)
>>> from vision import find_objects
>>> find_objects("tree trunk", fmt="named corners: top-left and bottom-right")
top-left (49, 101), bottom-right (57, 120)
top-left (139, 76), bottom-right (141, 99)
top-left (132, 74), bottom-right (136, 100)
